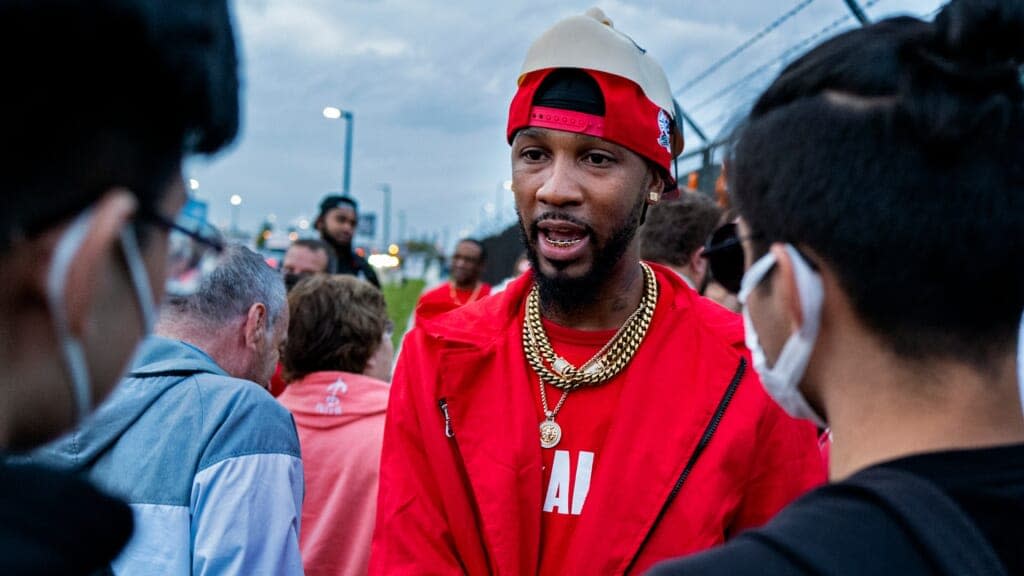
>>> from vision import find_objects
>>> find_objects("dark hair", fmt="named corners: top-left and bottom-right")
top-left (729, 0), bottom-right (1024, 367)
top-left (1, 0), bottom-right (238, 251)
top-left (456, 238), bottom-right (487, 262)
top-left (317, 195), bottom-right (359, 219)
top-left (289, 238), bottom-right (339, 274)
top-left (282, 275), bottom-right (387, 380)
top-left (640, 193), bottom-right (722, 266)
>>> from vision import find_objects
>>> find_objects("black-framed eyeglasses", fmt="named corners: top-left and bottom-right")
top-left (139, 204), bottom-right (225, 297)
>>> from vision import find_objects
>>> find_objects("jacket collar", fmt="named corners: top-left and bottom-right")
top-left (128, 336), bottom-right (230, 378)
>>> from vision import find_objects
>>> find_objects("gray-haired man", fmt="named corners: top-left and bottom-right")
top-left (33, 245), bottom-right (304, 575)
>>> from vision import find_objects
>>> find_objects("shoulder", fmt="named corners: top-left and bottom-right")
top-left (185, 374), bottom-right (301, 470)
top-left (649, 482), bottom-right (932, 575)
top-left (648, 262), bottom-right (745, 351)
top-left (0, 461), bottom-right (133, 573)
top-left (416, 273), bottom-right (530, 344)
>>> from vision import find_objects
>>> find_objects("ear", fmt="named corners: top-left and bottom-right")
top-left (243, 303), bottom-right (267, 351)
top-left (38, 190), bottom-right (138, 336)
top-left (690, 246), bottom-right (707, 281)
top-left (645, 168), bottom-right (665, 206)
top-left (769, 243), bottom-right (804, 332)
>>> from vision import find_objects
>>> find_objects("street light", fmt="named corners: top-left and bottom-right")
top-left (229, 194), bottom-right (242, 235)
top-left (323, 106), bottom-right (355, 197)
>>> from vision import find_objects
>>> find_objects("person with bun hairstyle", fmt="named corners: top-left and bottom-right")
top-left (371, 8), bottom-right (824, 575)
top-left (650, 0), bottom-right (1024, 574)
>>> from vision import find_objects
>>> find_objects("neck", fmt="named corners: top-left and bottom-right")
top-left (824, 351), bottom-right (1024, 481)
top-left (540, 256), bottom-right (645, 330)
top-left (157, 321), bottom-right (246, 378)
top-left (452, 279), bottom-right (478, 291)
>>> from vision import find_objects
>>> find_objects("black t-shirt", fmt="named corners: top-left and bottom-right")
top-left (0, 459), bottom-right (133, 575)
top-left (648, 443), bottom-right (1024, 575)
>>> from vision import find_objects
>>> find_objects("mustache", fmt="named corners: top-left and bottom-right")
top-left (528, 211), bottom-right (592, 238)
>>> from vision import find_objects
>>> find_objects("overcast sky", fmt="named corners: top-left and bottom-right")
top-left (187, 0), bottom-right (942, 250)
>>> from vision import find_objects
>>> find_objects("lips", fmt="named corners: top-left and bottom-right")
top-left (535, 219), bottom-right (590, 263)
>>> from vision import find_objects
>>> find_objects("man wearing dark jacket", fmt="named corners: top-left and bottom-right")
top-left (650, 1), bottom-right (1024, 574)
top-left (315, 194), bottom-right (381, 288)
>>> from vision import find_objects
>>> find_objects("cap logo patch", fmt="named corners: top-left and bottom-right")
top-left (657, 109), bottom-right (672, 154)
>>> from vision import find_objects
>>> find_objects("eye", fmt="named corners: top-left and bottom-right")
top-left (519, 147), bottom-right (547, 162)
top-left (583, 152), bottom-right (615, 166)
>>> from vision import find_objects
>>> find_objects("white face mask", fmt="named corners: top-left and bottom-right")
top-left (45, 211), bottom-right (156, 424)
top-left (739, 244), bottom-right (826, 427)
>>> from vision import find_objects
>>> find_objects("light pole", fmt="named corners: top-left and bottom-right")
top-left (323, 106), bottom-right (354, 197)
top-left (229, 194), bottom-right (242, 235)
top-left (379, 183), bottom-right (392, 248)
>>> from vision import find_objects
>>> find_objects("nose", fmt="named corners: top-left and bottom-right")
top-left (535, 155), bottom-right (583, 208)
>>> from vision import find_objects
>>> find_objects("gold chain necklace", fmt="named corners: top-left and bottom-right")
top-left (449, 281), bottom-right (483, 306)
top-left (525, 262), bottom-right (658, 448)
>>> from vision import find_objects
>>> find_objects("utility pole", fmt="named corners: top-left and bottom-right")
top-left (379, 183), bottom-right (392, 247)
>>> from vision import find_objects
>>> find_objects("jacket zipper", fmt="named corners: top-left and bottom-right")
top-left (438, 398), bottom-right (455, 438)
top-left (623, 357), bottom-right (746, 574)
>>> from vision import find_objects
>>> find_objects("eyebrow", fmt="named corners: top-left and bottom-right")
top-left (513, 127), bottom-right (609, 148)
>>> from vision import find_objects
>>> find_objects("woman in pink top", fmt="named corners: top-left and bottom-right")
top-left (278, 275), bottom-right (394, 576)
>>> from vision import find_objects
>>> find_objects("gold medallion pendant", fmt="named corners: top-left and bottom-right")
top-left (539, 419), bottom-right (562, 449)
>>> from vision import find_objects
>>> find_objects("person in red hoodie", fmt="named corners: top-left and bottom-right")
top-left (370, 8), bottom-right (825, 576)
top-left (414, 238), bottom-right (492, 323)
top-left (277, 275), bottom-right (393, 576)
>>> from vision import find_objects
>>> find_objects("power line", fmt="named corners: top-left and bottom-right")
top-left (675, 0), bottom-right (817, 96)
top-left (690, 0), bottom-right (884, 113)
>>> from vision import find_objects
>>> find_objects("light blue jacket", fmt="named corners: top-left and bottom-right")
top-left (33, 336), bottom-right (305, 575)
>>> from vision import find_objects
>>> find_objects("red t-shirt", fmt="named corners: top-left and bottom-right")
top-left (415, 283), bottom-right (492, 322)
top-left (532, 318), bottom-right (627, 576)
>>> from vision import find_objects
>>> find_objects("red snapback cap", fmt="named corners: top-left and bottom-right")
top-left (506, 8), bottom-right (685, 197)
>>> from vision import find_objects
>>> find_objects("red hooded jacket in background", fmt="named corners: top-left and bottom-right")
top-left (370, 264), bottom-right (825, 575)
top-left (278, 371), bottom-right (389, 576)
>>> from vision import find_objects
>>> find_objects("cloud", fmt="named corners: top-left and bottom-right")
top-left (236, 0), bottom-right (409, 59)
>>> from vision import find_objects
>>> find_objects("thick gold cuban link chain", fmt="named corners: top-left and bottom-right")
top-left (522, 262), bottom-right (658, 391)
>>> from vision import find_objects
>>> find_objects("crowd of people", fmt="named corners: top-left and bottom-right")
top-left (1, 0), bottom-right (1021, 575)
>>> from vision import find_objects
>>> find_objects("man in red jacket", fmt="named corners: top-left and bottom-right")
top-left (415, 238), bottom-right (492, 323)
top-left (371, 8), bottom-right (824, 575)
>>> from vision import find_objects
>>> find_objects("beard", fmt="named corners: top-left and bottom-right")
top-left (518, 195), bottom-right (646, 317)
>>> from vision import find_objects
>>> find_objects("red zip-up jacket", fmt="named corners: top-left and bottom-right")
top-left (371, 264), bottom-right (825, 575)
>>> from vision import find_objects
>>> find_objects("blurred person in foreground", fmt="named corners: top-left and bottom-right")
top-left (639, 192), bottom-right (721, 294)
top-left (650, 0), bottom-right (1024, 574)
top-left (414, 238), bottom-right (491, 322)
top-left (278, 275), bottom-right (393, 576)
top-left (282, 238), bottom-right (337, 292)
top-left (315, 195), bottom-right (381, 288)
top-left (0, 0), bottom-right (237, 572)
top-left (34, 245), bottom-right (304, 575)
top-left (371, 8), bottom-right (824, 575)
